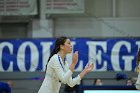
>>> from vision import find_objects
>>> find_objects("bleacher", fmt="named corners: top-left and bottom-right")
top-left (0, 71), bottom-right (138, 93)
top-left (81, 71), bottom-right (137, 85)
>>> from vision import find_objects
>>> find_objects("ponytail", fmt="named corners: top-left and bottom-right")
top-left (47, 46), bottom-right (60, 62)
top-left (45, 47), bottom-right (59, 71)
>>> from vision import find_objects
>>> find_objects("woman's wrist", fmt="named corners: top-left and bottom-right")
top-left (79, 69), bottom-right (87, 79)
top-left (83, 69), bottom-right (87, 75)
top-left (69, 63), bottom-right (76, 72)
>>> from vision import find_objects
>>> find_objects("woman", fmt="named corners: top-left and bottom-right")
top-left (0, 80), bottom-right (14, 93)
top-left (38, 36), bottom-right (94, 93)
top-left (94, 78), bottom-right (103, 86)
top-left (135, 48), bottom-right (140, 90)
top-left (136, 73), bottom-right (140, 90)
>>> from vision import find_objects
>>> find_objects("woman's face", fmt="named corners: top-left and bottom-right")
top-left (61, 39), bottom-right (72, 54)
top-left (95, 79), bottom-right (103, 86)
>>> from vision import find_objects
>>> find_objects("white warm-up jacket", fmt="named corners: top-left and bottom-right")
top-left (38, 54), bottom-right (81, 93)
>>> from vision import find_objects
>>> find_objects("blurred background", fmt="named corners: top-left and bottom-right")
top-left (0, 0), bottom-right (140, 93)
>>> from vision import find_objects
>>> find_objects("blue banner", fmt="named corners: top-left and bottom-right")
top-left (0, 38), bottom-right (140, 72)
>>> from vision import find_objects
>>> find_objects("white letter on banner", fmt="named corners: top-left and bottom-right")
top-left (0, 42), bottom-right (13, 72)
top-left (122, 56), bottom-right (134, 71)
top-left (87, 41), bottom-right (107, 71)
top-left (136, 41), bottom-right (140, 50)
top-left (111, 41), bottom-right (131, 71)
top-left (41, 42), bottom-right (53, 71)
top-left (17, 42), bottom-right (39, 71)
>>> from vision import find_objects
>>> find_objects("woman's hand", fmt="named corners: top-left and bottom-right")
top-left (72, 51), bottom-right (78, 65)
top-left (70, 51), bottom-right (78, 72)
top-left (79, 63), bottom-right (94, 79)
top-left (84, 63), bottom-right (94, 73)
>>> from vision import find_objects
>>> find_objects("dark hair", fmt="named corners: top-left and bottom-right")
top-left (46, 36), bottom-right (68, 70)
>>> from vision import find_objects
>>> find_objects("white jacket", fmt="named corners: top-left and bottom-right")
top-left (38, 54), bottom-right (81, 93)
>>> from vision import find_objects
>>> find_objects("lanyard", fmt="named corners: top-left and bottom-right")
top-left (58, 55), bottom-right (66, 71)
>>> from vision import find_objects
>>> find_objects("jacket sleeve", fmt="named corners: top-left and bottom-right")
top-left (65, 61), bottom-right (81, 87)
top-left (51, 55), bottom-right (73, 83)
top-left (50, 55), bottom-right (81, 87)
top-left (66, 75), bottom-right (81, 87)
